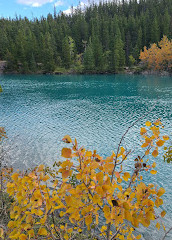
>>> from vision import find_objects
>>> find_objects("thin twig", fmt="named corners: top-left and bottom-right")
top-left (110, 228), bottom-right (121, 240)
top-left (161, 226), bottom-right (172, 240)
top-left (116, 150), bottom-right (132, 166)
top-left (111, 103), bottom-right (156, 183)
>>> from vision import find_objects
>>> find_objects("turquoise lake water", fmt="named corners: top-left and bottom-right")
top-left (0, 74), bottom-right (172, 239)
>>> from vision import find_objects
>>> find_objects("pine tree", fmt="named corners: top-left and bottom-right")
top-left (151, 16), bottom-right (159, 43)
top-left (162, 9), bottom-right (170, 37)
top-left (62, 37), bottom-right (71, 68)
top-left (42, 33), bottom-right (55, 72)
top-left (92, 36), bottom-right (104, 71)
top-left (29, 53), bottom-right (37, 73)
top-left (112, 33), bottom-right (125, 72)
top-left (83, 42), bottom-right (95, 71)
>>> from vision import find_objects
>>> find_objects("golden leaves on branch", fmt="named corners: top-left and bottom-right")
top-left (140, 120), bottom-right (170, 165)
top-left (2, 122), bottom-right (169, 239)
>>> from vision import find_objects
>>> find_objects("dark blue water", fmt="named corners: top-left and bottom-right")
top-left (0, 74), bottom-right (172, 239)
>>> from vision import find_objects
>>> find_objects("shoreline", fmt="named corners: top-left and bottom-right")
top-left (0, 62), bottom-right (171, 77)
top-left (1, 70), bottom-right (171, 76)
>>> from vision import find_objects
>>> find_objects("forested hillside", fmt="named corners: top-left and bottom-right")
top-left (0, 0), bottom-right (171, 73)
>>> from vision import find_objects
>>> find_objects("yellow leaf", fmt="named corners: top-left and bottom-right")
top-left (145, 121), bottom-right (151, 127)
top-left (96, 172), bottom-right (104, 184)
top-left (40, 216), bottom-right (47, 224)
top-left (132, 217), bottom-right (139, 228)
top-left (19, 234), bottom-right (27, 240)
top-left (26, 215), bottom-right (32, 223)
top-left (152, 150), bottom-right (158, 157)
top-left (8, 221), bottom-right (14, 228)
top-left (62, 170), bottom-right (72, 178)
top-left (120, 147), bottom-right (125, 154)
top-left (124, 210), bottom-right (132, 221)
top-left (117, 178), bottom-right (122, 183)
top-left (150, 170), bottom-right (157, 175)
top-left (123, 202), bottom-right (130, 210)
top-left (123, 172), bottom-right (130, 182)
top-left (37, 209), bottom-right (44, 216)
top-left (162, 223), bottom-right (166, 231)
top-left (65, 196), bottom-right (72, 206)
top-left (141, 142), bottom-right (149, 148)
top-left (60, 225), bottom-right (65, 230)
top-left (61, 148), bottom-right (72, 158)
top-left (152, 162), bottom-right (156, 168)
top-left (161, 210), bottom-right (166, 218)
top-left (11, 173), bottom-right (19, 181)
top-left (64, 234), bottom-right (69, 240)
top-left (145, 149), bottom-right (150, 155)
top-left (85, 215), bottom-right (92, 226)
top-left (115, 172), bottom-right (120, 178)
top-left (62, 135), bottom-right (72, 143)
top-left (43, 175), bottom-right (50, 181)
top-left (0, 228), bottom-right (4, 238)
top-left (142, 218), bottom-right (150, 227)
top-left (103, 205), bottom-right (110, 214)
top-left (157, 188), bottom-right (165, 197)
top-left (101, 226), bottom-right (107, 232)
top-left (136, 234), bottom-right (142, 239)
top-left (140, 127), bottom-right (147, 135)
top-left (155, 198), bottom-right (163, 207)
top-left (38, 164), bottom-right (44, 172)
top-left (85, 151), bottom-right (92, 157)
top-left (156, 140), bottom-right (165, 147)
top-left (67, 228), bottom-right (73, 233)
top-left (156, 222), bottom-right (160, 230)
top-left (162, 135), bottom-right (169, 141)
top-left (28, 229), bottom-right (34, 238)
top-left (38, 228), bottom-right (47, 236)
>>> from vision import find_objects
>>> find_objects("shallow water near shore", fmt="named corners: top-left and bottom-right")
top-left (0, 74), bottom-right (172, 239)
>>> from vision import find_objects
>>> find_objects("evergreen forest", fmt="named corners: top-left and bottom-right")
top-left (0, 0), bottom-right (171, 74)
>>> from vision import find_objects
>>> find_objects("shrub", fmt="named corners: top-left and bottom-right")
top-left (0, 120), bottom-right (170, 240)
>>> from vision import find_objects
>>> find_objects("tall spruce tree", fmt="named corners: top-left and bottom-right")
top-left (62, 37), bottom-right (71, 68)
top-left (83, 41), bottom-right (95, 71)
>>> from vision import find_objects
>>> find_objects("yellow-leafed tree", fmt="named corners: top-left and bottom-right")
top-left (139, 35), bottom-right (172, 71)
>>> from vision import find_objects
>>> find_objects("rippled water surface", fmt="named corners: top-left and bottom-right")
top-left (0, 74), bottom-right (172, 239)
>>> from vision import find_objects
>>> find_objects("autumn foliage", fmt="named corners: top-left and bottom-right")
top-left (139, 35), bottom-right (172, 71)
top-left (0, 120), bottom-right (170, 240)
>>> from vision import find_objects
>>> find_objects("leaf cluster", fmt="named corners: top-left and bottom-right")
top-left (0, 121), bottom-right (170, 240)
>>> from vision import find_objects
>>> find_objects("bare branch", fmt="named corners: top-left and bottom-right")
top-left (162, 226), bottom-right (172, 240)
top-left (111, 103), bottom-right (156, 183)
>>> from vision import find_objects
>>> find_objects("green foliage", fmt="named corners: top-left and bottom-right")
top-left (0, 0), bottom-right (171, 73)
top-left (62, 37), bottom-right (71, 69)
top-left (129, 55), bottom-right (136, 67)
top-left (84, 43), bottom-right (95, 71)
